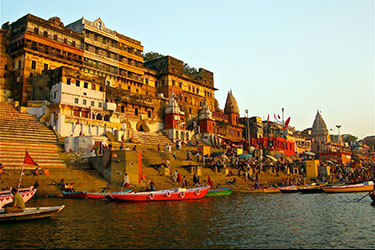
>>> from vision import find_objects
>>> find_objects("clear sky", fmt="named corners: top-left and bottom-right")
top-left (1, 0), bottom-right (374, 140)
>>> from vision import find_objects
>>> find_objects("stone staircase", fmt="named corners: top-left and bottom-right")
top-left (132, 131), bottom-right (172, 146)
top-left (0, 101), bottom-right (66, 169)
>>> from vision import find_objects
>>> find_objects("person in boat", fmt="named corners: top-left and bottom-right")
top-left (149, 180), bottom-right (155, 191)
top-left (4, 188), bottom-right (25, 213)
top-left (69, 183), bottom-right (75, 192)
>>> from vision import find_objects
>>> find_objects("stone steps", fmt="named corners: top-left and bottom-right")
top-left (132, 131), bottom-right (172, 145)
top-left (0, 102), bottom-right (66, 169)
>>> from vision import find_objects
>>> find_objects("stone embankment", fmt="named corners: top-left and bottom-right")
top-left (0, 101), bottom-right (299, 197)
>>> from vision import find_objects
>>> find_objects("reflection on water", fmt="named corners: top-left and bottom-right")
top-left (1, 192), bottom-right (374, 249)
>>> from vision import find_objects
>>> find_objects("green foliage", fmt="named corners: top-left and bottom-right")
top-left (344, 135), bottom-right (358, 145)
top-left (143, 51), bottom-right (164, 62)
top-left (183, 63), bottom-right (199, 75)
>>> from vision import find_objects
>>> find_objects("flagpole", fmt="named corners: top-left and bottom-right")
top-left (18, 151), bottom-right (27, 189)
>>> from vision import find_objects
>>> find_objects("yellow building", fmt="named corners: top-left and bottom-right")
top-left (2, 14), bottom-right (83, 105)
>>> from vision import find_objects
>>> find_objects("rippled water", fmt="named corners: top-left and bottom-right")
top-left (1, 192), bottom-right (374, 249)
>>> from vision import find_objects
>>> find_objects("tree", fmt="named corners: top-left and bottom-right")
top-left (343, 135), bottom-right (358, 146)
top-left (143, 51), bottom-right (164, 62)
top-left (183, 63), bottom-right (199, 75)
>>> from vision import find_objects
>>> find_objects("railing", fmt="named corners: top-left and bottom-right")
top-left (26, 27), bottom-right (82, 49)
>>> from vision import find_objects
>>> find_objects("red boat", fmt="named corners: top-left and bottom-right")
top-left (108, 186), bottom-right (210, 202)
top-left (86, 190), bottom-right (132, 199)
top-left (0, 187), bottom-right (37, 208)
top-left (62, 191), bottom-right (87, 198)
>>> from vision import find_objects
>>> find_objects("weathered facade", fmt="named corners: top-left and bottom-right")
top-left (2, 14), bottom-right (84, 105)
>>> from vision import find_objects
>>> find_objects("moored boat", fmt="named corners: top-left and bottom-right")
top-left (298, 183), bottom-right (326, 194)
top-left (322, 181), bottom-right (374, 193)
top-left (263, 187), bottom-right (281, 193)
top-left (206, 187), bottom-right (233, 196)
top-left (0, 188), bottom-right (37, 208)
top-left (62, 191), bottom-right (87, 198)
top-left (0, 205), bottom-right (65, 222)
top-left (280, 186), bottom-right (300, 193)
top-left (370, 192), bottom-right (375, 203)
top-left (240, 188), bottom-right (264, 193)
top-left (108, 186), bottom-right (210, 202)
top-left (87, 190), bottom-right (132, 199)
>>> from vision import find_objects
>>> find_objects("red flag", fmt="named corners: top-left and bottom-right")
top-left (274, 114), bottom-right (278, 121)
top-left (278, 115), bottom-right (280, 119)
top-left (24, 151), bottom-right (39, 166)
top-left (267, 114), bottom-right (269, 123)
top-left (282, 117), bottom-right (291, 131)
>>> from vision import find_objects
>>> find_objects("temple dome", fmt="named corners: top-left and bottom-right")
top-left (311, 111), bottom-right (331, 142)
top-left (224, 90), bottom-right (239, 114)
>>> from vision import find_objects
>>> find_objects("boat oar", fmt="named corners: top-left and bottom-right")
top-left (356, 192), bottom-right (371, 202)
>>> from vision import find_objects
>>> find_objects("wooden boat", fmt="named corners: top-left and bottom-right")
top-left (62, 191), bottom-right (87, 198)
top-left (0, 205), bottom-right (65, 222)
top-left (240, 188), bottom-right (264, 193)
top-left (280, 186), bottom-right (300, 193)
top-left (0, 188), bottom-right (37, 208)
top-left (107, 186), bottom-right (210, 202)
top-left (322, 181), bottom-right (374, 193)
top-left (298, 183), bottom-right (327, 194)
top-left (205, 187), bottom-right (233, 196)
top-left (263, 187), bottom-right (281, 193)
top-left (240, 187), bottom-right (280, 194)
top-left (87, 190), bottom-right (132, 199)
top-left (370, 192), bottom-right (375, 203)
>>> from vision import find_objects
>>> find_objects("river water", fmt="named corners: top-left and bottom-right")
top-left (1, 192), bottom-right (374, 249)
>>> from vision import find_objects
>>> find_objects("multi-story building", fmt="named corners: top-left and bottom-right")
top-left (2, 14), bottom-right (84, 105)
top-left (144, 56), bottom-right (217, 121)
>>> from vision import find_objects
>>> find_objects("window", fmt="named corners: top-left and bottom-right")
top-left (148, 110), bottom-right (152, 118)
top-left (91, 83), bottom-right (96, 90)
top-left (43, 31), bottom-right (48, 37)
top-left (179, 82), bottom-right (182, 88)
top-left (44, 63), bottom-right (48, 71)
top-left (98, 102), bottom-right (102, 108)
top-left (76, 80), bottom-right (80, 87)
top-left (34, 27), bottom-right (39, 34)
top-left (67, 78), bottom-right (71, 85)
top-left (91, 101), bottom-right (95, 106)
top-left (54, 34), bottom-right (57, 41)
top-left (135, 108), bottom-right (138, 116)
top-left (74, 98), bottom-right (79, 104)
top-left (83, 99), bottom-right (87, 105)
top-left (72, 41), bottom-right (76, 47)
top-left (121, 106), bottom-right (125, 112)
top-left (31, 61), bottom-right (36, 70)
top-left (29, 73), bottom-right (33, 77)
top-left (64, 38), bottom-right (67, 44)
top-left (99, 86), bottom-right (104, 91)
top-left (84, 82), bottom-right (88, 88)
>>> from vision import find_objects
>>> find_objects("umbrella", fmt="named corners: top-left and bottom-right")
top-left (266, 155), bottom-right (277, 162)
top-left (210, 151), bottom-right (225, 158)
top-left (304, 151), bottom-right (316, 156)
top-left (239, 154), bottom-right (253, 159)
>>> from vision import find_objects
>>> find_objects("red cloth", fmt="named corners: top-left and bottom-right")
top-left (24, 151), bottom-right (38, 166)
top-left (177, 173), bottom-right (182, 182)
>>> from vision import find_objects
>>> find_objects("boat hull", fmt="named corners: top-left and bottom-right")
top-left (87, 190), bottom-right (132, 199)
top-left (206, 187), bottom-right (233, 196)
top-left (280, 186), bottom-right (300, 193)
top-left (370, 192), bottom-right (375, 203)
top-left (299, 185), bottom-right (324, 194)
top-left (108, 186), bottom-right (210, 202)
top-left (322, 183), bottom-right (374, 193)
top-left (0, 205), bottom-right (65, 222)
top-left (240, 187), bottom-right (280, 193)
top-left (62, 191), bottom-right (87, 198)
top-left (0, 188), bottom-right (37, 208)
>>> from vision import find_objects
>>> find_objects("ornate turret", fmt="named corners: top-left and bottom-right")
top-left (199, 99), bottom-right (212, 120)
top-left (165, 91), bottom-right (181, 115)
top-left (311, 111), bottom-right (331, 143)
top-left (224, 90), bottom-right (239, 115)
top-left (224, 90), bottom-right (240, 125)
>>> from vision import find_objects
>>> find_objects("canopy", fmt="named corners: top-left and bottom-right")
top-left (304, 151), bottom-right (316, 156)
top-left (239, 154), bottom-right (253, 159)
top-left (266, 155), bottom-right (277, 162)
top-left (210, 151), bottom-right (225, 158)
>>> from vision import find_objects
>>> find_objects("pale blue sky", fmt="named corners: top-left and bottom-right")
top-left (1, 0), bottom-right (374, 139)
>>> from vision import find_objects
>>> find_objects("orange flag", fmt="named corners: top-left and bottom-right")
top-left (282, 117), bottom-right (291, 131)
